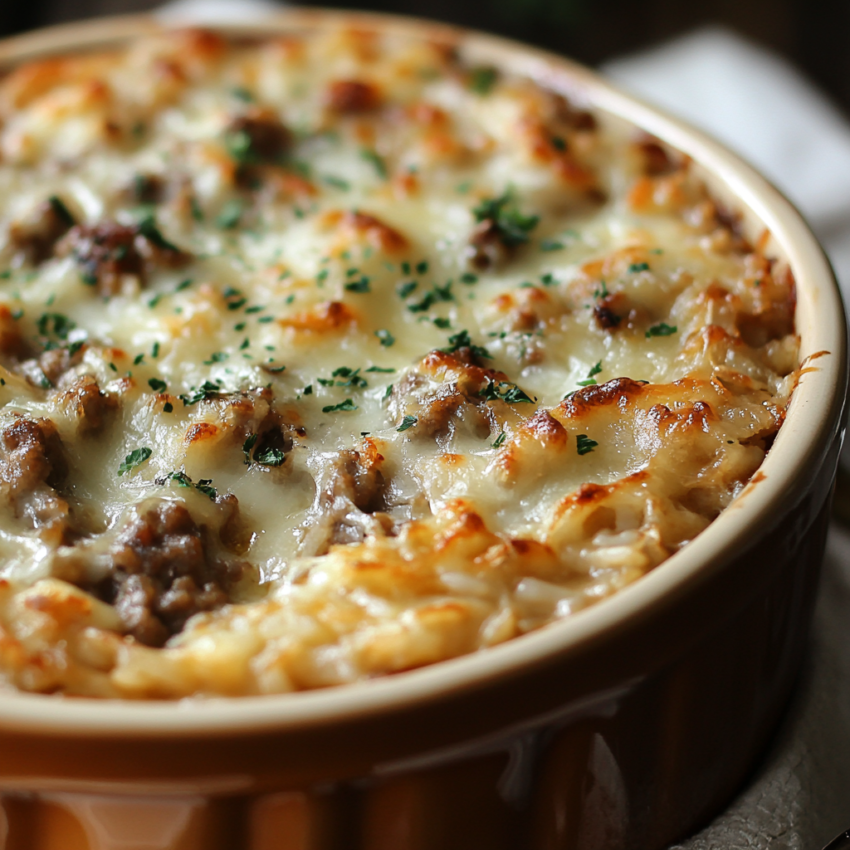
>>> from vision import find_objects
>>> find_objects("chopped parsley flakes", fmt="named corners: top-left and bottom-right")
top-left (472, 192), bottom-right (539, 247)
top-left (375, 328), bottom-right (395, 347)
top-left (118, 447), bottom-right (152, 476)
top-left (645, 322), bottom-right (677, 338)
top-left (322, 398), bottom-right (358, 413)
top-left (480, 380), bottom-right (535, 404)
top-left (576, 435), bottom-right (598, 456)
top-left (442, 329), bottom-right (492, 360)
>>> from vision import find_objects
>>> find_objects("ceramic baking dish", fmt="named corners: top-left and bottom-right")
top-left (0, 10), bottom-right (846, 850)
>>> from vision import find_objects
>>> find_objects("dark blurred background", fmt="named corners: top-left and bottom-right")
top-left (2, 0), bottom-right (849, 116)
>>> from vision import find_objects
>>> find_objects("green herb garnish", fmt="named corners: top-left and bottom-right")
top-left (645, 323), bottom-right (677, 338)
top-left (322, 398), bottom-right (357, 413)
top-left (576, 434), bottom-right (598, 456)
top-left (118, 447), bottom-right (152, 476)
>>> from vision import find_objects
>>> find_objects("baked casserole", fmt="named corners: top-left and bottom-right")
top-left (0, 27), bottom-right (799, 699)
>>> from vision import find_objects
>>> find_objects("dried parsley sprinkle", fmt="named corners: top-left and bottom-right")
top-left (204, 352), bottom-right (228, 364)
top-left (161, 470), bottom-right (217, 500)
top-left (151, 342), bottom-right (160, 358)
top-left (383, 384), bottom-right (393, 401)
top-left (148, 294), bottom-right (163, 308)
top-left (397, 415), bottom-right (417, 432)
top-left (234, 322), bottom-right (246, 331)
top-left (472, 192), bottom-right (539, 246)
top-left (138, 215), bottom-right (182, 253)
top-left (576, 435), bottom-right (598, 456)
top-left (303, 384), bottom-right (313, 395)
top-left (148, 377), bottom-right (167, 393)
top-left (322, 175), bottom-right (350, 191)
top-left (401, 261), bottom-right (412, 275)
top-left (540, 239), bottom-right (565, 252)
top-left (255, 446), bottom-right (286, 467)
top-left (175, 278), bottom-right (193, 292)
top-left (645, 323), bottom-right (677, 338)
top-left (361, 148), bottom-right (388, 179)
top-left (245, 305), bottom-right (264, 314)
top-left (416, 260), bottom-right (429, 274)
top-left (241, 434), bottom-right (258, 463)
top-left (322, 398), bottom-right (357, 413)
top-left (258, 316), bottom-right (274, 323)
top-left (216, 199), bottom-right (244, 230)
top-left (577, 361), bottom-right (603, 387)
top-left (163, 402), bottom-right (173, 413)
top-left (48, 195), bottom-right (76, 227)
top-left (540, 273), bottom-right (556, 286)
top-left (345, 277), bottom-right (371, 293)
top-left (285, 294), bottom-right (295, 304)
top-left (480, 380), bottom-right (535, 404)
top-left (460, 272), bottom-right (478, 284)
top-left (375, 329), bottom-right (395, 347)
top-left (366, 366), bottom-right (394, 373)
top-left (37, 312), bottom-right (74, 339)
top-left (239, 338), bottom-right (250, 350)
top-left (442, 329), bottom-right (491, 360)
top-left (594, 280), bottom-right (609, 299)
top-left (492, 431), bottom-right (506, 448)
top-left (180, 380), bottom-right (222, 405)
top-left (629, 262), bottom-right (650, 273)
top-left (231, 86), bottom-right (254, 102)
top-left (317, 269), bottom-right (329, 285)
top-left (468, 66), bottom-right (498, 95)
top-left (133, 353), bottom-right (145, 366)
top-left (118, 447), bottom-right (152, 476)
top-left (433, 317), bottom-right (451, 329)
top-left (397, 280), bottom-right (418, 298)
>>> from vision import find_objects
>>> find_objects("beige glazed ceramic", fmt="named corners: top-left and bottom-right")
top-left (0, 10), bottom-right (846, 850)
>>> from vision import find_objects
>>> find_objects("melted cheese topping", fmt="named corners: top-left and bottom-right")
top-left (0, 28), bottom-right (798, 697)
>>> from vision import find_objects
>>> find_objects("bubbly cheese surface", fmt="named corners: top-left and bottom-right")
top-left (0, 28), bottom-right (798, 698)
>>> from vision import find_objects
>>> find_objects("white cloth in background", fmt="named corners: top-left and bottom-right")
top-left (156, 6), bottom-right (850, 845)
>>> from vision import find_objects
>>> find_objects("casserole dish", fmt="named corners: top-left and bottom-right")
top-left (0, 9), bottom-right (845, 849)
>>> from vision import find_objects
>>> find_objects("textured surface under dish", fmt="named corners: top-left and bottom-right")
top-left (0, 24), bottom-right (800, 699)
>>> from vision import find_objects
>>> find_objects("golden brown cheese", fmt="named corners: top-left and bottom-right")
top-left (0, 28), bottom-right (798, 698)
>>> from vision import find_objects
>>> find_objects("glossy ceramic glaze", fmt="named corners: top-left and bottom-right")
top-left (0, 11), bottom-right (846, 850)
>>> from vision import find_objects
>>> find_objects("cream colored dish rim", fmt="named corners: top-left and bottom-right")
top-left (0, 9), bottom-right (843, 735)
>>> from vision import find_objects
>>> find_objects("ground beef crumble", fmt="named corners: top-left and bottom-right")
top-left (84, 500), bottom-right (251, 647)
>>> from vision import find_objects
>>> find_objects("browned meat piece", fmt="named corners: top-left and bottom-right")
top-left (0, 417), bottom-right (71, 537)
top-left (8, 196), bottom-right (76, 265)
top-left (226, 112), bottom-right (292, 163)
top-left (468, 219), bottom-right (511, 271)
top-left (128, 173), bottom-right (166, 205)
top-left (58, 375), bottom-right (117, 434)
top-left (330, 448), bottom-right (385, 515)
top-left (31, 343), bottom-right (86, 387)
top-left (0, 305), bottom-right (31, 361)
top-left (301, 446), bottom-right (392, 554)
top-left (635, 138), bottom-right (678, 176)
top-left (326, 79), bottom-right (382, 114)
top-left (89, 501), bottom-right (249, 647)
top-left (594, 303), bottom-right (622, 330)
top-left (0, 418), bottom-right (67, 496)
top-left (57, 219), bottom-right (191, 296)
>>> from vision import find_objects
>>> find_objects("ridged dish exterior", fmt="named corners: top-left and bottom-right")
top-left (0, 11), bottom-right (846, 850)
